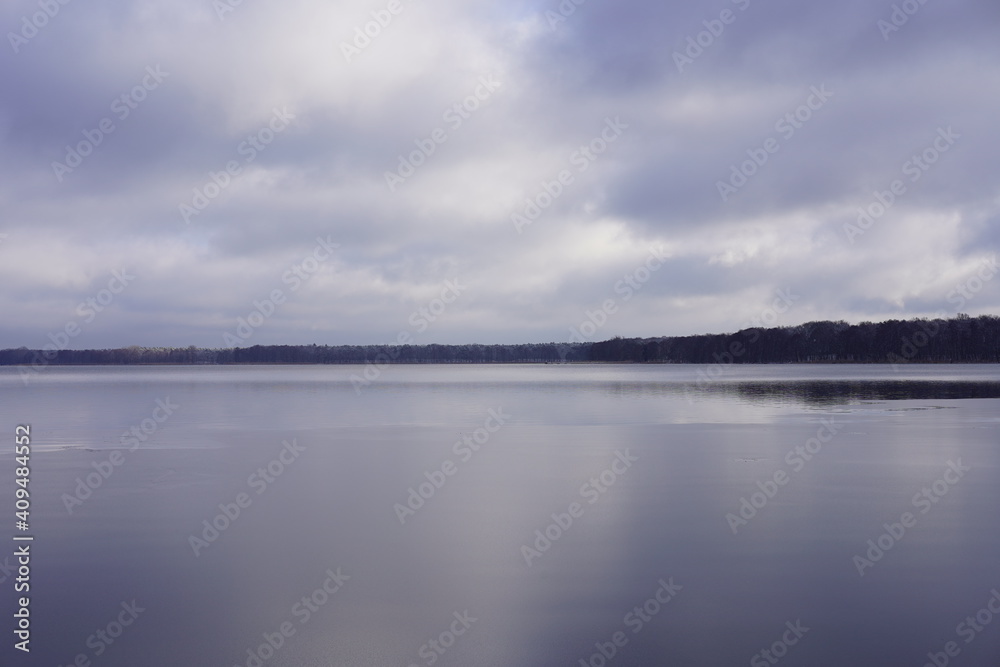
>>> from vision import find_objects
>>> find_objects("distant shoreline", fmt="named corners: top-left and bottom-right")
top-left (2, 360), bottom-right (997, 366)
top-left (3, 314), bottom-right (998, 368)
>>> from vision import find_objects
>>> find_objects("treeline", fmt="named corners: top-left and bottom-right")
top-left (588, 314), bottom-right (1000, 364)
top-left (1, 314), bottom-right (998, 367)
top-left (0, 342), bottom-right (589, 366)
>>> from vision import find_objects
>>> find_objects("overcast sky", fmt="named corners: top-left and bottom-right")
top-left (1, 0), bottom-right (998, 349)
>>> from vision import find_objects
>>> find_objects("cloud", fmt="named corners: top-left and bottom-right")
top-left (1, 0), bottom-right (998, 348)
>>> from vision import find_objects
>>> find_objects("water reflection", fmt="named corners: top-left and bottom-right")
top-left (718, 379), bottom-right (1000, 405)
top-left (1, 365), bottom-right (999, 665)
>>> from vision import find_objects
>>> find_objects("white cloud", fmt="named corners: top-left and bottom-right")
top-left (1, 0), bottom-right (998, 347)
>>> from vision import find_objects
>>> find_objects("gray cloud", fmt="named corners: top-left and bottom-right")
top-left (1, 0), bottom-right (997, 348)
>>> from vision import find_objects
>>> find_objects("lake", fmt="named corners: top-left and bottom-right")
top-left (1, 364), bottom-right (999, 666)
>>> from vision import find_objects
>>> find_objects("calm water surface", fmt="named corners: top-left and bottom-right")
top-left (1, 364), bottom-right (999, 666)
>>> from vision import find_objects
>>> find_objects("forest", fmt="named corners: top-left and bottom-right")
top-left (1, 314), bottom-right (998, 367)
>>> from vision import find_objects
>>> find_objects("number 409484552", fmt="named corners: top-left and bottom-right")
top-left (15, 425), bottom-right (30, 527)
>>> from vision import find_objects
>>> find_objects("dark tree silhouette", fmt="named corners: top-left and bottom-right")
top-left (2, 315), bottom-right (997, 367)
